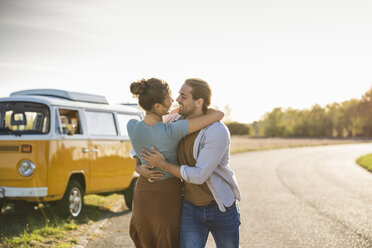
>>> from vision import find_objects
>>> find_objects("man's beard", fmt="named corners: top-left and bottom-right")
top-left (178, 104), bottom-right (197, 117)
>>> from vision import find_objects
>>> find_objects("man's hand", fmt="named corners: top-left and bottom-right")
top-left (141, 147), bottom-right (166, 169)
top-left (136, 164), bottom-right (164, 182)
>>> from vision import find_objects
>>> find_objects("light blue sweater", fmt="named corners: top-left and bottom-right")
top-left (127, 119), bottom-right (189, 180)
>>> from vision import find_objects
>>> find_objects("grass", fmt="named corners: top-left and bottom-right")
top-left (356, 153), bottom-right (372, 172)
top-left (84, 193), bottom-right (121, 211)
top-left (1, 223), bottom-right (78, 247)
top-left (230, 136), bottom-right (372, 154)
top-left (1, 223), bottom-right (78, 248)
top-left (0, 194), bottom-right (125, 248)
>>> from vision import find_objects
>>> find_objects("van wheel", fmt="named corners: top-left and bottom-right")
top-left (123, 177), bottom-right (138, 211)
top-left (57, 180), bottom-right (84, 218)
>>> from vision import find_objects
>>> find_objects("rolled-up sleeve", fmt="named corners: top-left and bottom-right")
top-left (180, 124), bottom-right (229, 184)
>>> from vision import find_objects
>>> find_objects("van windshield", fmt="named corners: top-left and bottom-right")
top-left (0, 102), bottom-right (50, 135)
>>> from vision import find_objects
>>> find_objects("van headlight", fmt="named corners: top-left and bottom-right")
top-left (19, 160), bottom-right (36, 176)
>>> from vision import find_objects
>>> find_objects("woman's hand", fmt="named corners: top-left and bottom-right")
top-left (141, 147), bottom-right (166, 169)
top-left (134, 155), bottom-right (163, 182)
top-left (163, 108), bottom-right (181, 123)
top-left (136, 164), bottom-right (164, 182)
top-left (141, 147), bottom-right (182, 180)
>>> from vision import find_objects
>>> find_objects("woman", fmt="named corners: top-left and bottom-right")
top-left (127, 78), bottom-right (223, 248)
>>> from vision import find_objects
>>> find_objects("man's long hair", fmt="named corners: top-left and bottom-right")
top-left (184, 78), bottom-right (212, 114)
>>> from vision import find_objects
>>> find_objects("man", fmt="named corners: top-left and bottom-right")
top-left (140, 78), bottom-right (241, 248)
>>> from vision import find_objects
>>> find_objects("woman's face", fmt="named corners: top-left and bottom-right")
top-left (160, 92), bottom-right (173, 115)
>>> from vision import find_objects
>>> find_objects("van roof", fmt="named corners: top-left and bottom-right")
top-left (1, 89), bottom-right (142, 115)
top-left (11, 89), bottom-right (108, 104)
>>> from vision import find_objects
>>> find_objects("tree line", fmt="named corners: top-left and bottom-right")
top-left (226, 87), bottom-right (372, 137)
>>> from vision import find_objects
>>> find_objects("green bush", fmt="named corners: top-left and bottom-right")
top-left (226, 122), bottom-right (250, 135)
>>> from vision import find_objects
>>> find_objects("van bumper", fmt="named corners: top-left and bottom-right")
top-left (0, 186), bottom-right (48, 198)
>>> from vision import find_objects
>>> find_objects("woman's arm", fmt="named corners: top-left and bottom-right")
top-left (187, 108), bottom-right (224, 133)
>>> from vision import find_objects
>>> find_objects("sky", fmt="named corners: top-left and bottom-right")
top-left (0, 0), bottom-right (371, 123)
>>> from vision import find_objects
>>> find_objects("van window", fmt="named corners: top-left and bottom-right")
top-left (58, 109), bottom-right (82, 135)
top-left (85, 111), bottom-right (117, 136)
top-left (0, 102), bottom-right (50, 135)
top-left (117, 114), bottom-right (140, 137)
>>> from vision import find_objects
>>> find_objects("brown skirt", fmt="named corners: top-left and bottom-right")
top-left (129, 176), bottom-right (182, 248)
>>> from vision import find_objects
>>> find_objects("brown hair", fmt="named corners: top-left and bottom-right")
top-left (184, 78), bottom-right (211, 113)
top-left (130, 78), bottom-right (170, 111)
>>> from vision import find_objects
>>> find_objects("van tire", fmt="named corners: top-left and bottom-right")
top-left (123, 177), bottom-right (138, 211)
top-left (57, 180), bottom-right (84, 218)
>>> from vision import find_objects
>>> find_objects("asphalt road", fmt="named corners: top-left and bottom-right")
top-left (82, 143), bottom-right (372, 248)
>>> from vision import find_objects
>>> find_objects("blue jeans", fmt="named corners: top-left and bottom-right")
top-left (180, 198), bottom-right (240, 248)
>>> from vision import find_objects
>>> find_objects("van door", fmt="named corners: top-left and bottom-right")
top-left (84, 111), bottom-right (127, 192)
top-left (48, 108), bottom-right (90, 197)
top-left (116, 113), bottom-right (140, 187)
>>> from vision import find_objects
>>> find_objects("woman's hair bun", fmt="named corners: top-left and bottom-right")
top-left (130, 78), bottom-right (148, 95)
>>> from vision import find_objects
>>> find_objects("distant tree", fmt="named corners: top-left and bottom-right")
top-left (251, 121), bottom-right (261, 136)
top-left (307, 104), bottom-right (329, 136)
top-left (359, 87), bottom-right (372, 136)
top-left (262, 108), bottom-right (287, 137)
top-left (280, 108), bottom-right (299, 137)
top-left (325, 102), bottom-right (342, 137)
top-left (254, 86), bottom-right (372, 138)
top-left (342, 99), bottom-right (362, 137)
top-left (226, 122), bottom-right (250, 135)
top-left (292, 110), bottom-right (310, 136)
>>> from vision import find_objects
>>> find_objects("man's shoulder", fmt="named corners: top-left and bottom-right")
top-left (204, 121), bottom-right (229, 136)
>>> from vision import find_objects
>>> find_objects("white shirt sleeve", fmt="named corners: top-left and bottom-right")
top-left (130, 148), bottom-right (137, 159)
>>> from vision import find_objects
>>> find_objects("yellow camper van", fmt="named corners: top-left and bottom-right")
top-left (0, 89), bottom-right (141, 218)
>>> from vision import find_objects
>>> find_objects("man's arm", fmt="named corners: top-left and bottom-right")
top-left (180, 124), bottom-right (229, 184)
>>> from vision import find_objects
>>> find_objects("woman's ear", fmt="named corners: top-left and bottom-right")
top-left (153, 103), bottom-right (161, 110)
top-left (150, 103), bottom-right (160, 113)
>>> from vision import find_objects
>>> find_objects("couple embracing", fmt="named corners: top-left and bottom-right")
top-left (127, 78), bottom-right (241, 248)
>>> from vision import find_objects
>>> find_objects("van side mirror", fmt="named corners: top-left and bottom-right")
top-left (11, 112), bottom-right (27, 126)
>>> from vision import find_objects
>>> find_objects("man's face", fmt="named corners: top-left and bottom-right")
top-left (176, 84), bottom-right (197, 117)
